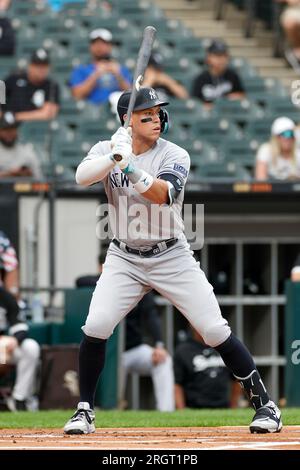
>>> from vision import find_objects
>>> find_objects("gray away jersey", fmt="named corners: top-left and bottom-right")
top-left (82, 138), bottom-right (190, 248)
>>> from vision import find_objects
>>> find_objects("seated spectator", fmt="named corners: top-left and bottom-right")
top-left (280, 0), bottom-right (300, 72)
top-left (0, 0), bottom-right (15, 56)
top-left (2, 49), bottom-right (60, 122)
top-left (192, 39), bottom-right (245, 107)
top-left (69, 28), bottom-right (131, 105)
top-left (143, 52), bottom-right (189, 101)
top-left (174, 327), bottom-right (241, 409)
top-left (0, 229), bottom-right (40, 411)
top-left (291, 254), bottom-right (300, 281)
top-left (0, 112), bottom-right (42, 179)
top-left (76, 254), bottom-right (175, 412)
top-left (255, 116), bottom-right (300, 181)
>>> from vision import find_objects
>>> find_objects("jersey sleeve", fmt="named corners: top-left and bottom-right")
top-left (81, 140), bottom-right (110, 163)
top-left (156, 145), bottom-right (190, 186)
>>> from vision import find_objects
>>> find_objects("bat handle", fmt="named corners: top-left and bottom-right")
top-left (113, 154), bottom-right (122, 162)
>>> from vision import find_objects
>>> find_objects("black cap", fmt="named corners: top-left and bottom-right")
top-left (148, 52), bottom-right (164, 70)
top-left (207, 39), bottom-right (228, 55)
top-left (30, 48), bottom-right (50, 65)
top-left (117, 87), bottom-right (169, 123)
top-left (0, 112), bottom-right (19, 130)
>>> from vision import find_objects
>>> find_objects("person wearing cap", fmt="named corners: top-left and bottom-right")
top-left (2, 48), bottom-right (60, 122)
top-left (192, 39), bottom-right (245, 107)
top-left (69, 28), bottom-right (131, 105)
top-left (143, 53), bottom-right (189, 101)
top-left (255, 116), bottom-right (300, 181)
top-left (0, 112), bottom-right (42, 179)
top-left (63, 86), bottom-right (282, 436)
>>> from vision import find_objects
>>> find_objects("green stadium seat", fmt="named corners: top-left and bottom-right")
top-left (191, 118), bottom-right (243, 147)
top-left (242, 77), bottom-right (288, 104)
top-left (264, 97), bottom-right (300, 123)
top-left (168, 37), bottom-right (206, 64)
top-left (58, 99), bottom-right (102, 128)
top-left (195, 161), bottom-right (251, 180)
top-left (0, 57), bottom-right (19, 79)
top-left (78, 117), bottom-right (118, 146)
top-left (168, 98), bottom-right (211, 128)
top-left (188, 141), bottom-right (222, 170)
top-left (231, 57), bottom-right (259, 79)
top-left (213, 98), bottom-right (265, 124)
top-left (221, 139), bottom-right (257, 170)
top-left (52, 140), bottom-right (87, 170)
top-left (244, 118), bottom-right (275, 145)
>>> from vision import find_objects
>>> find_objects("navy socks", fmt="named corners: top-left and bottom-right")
top-left (215, 334), bottom-right (269, 409)
top-left (79, 334), bottom-right (107, 408)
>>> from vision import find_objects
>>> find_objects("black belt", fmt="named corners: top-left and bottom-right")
top-left (112, 238), bottom-right (178, 257)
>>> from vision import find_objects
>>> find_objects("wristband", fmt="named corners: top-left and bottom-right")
top-left (134, 170), bottom-right (154, 193)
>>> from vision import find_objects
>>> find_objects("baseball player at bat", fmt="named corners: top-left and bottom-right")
top-left (64, 86), bottom-right (282, 435)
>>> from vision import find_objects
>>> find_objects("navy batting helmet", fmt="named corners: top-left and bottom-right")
top-left (117, 87), bottom-right (169, 123)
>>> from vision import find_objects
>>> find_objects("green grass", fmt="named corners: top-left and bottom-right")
top-left (0, 408), bottom-right (299, 429)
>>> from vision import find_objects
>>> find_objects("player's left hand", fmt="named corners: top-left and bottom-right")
top-left (111, 127), bottom-right (134, 170)
top-left (111, 127), bottom-right (132, 149)
top-left (152, 347), bottom-right (168, 365)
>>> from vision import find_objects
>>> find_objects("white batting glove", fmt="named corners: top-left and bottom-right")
top-left (111, 126), bottom-right (132, 150)
top-left (113, 141), bottom-right (133, 170)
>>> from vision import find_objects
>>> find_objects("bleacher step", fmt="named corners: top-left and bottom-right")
top-left (154, 0), bottom-right (294, 91)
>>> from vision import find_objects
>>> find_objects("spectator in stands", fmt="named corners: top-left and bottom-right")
top-left (2, 48), bottom-right (60, 122)
top-left (279, 0), bottom-right (300, 72)
top-left (255, 116), bottom-right (300, 180)
top-left (0, 0), bottom-right (15, 56)
top-left (143, 52), bottom-right (189, 101)
top-left (0, 112), bottom-right (42, 179)
top-left (0, 230), bottom-right (40, 411)
top-left (76, 254), bottom-right (175, 412)
top-left (69, 28), bottom-right (131, 105)
top-left (291, 254), bottom-right (300, 281)
top-left (192, 39), bottom-right (245, 108)
top-left (174, 326), bottom-right (241, 409)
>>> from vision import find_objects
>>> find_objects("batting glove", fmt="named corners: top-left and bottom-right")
top-left (113, 141), bottom-right (134, 170)
top-left (111, 126), bottom-right (132, 150)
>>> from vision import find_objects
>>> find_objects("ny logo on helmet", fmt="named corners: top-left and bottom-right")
top-left (149, 89), bottom-right (157, 100)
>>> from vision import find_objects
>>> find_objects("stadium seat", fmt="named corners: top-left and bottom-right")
top-left (221, 139), bottom-right (257, 170)
top-left (213, 98), bottom-right (265, 125)
top-left (168, 98), bottom-right (212, 128)
top-left (242, 77), bottom-right (288, 104)
top-left (244, 118), bottom-right (275, 146)
top-left (264, 97), bottom-right (300, 123)
top-left (78, 117), bottom-right (119, 146)
top-left (191, 118), bottom-right (243, 147)
top-left (195, 161), bottom-right (251, 180)
top-left (230, 57), bottom-right (259, 79)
